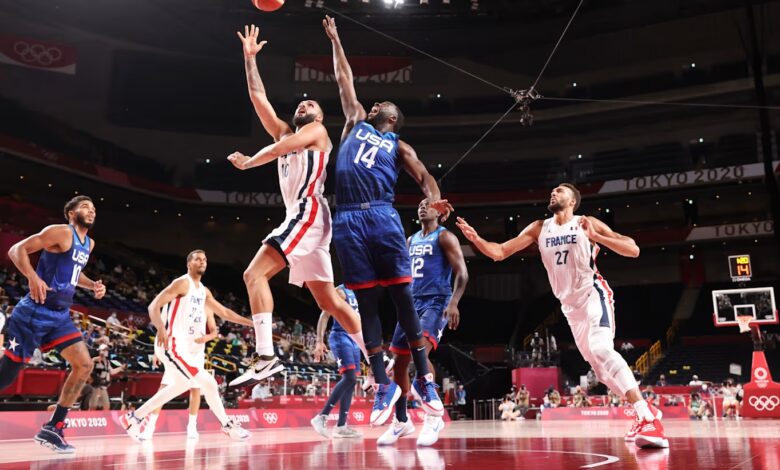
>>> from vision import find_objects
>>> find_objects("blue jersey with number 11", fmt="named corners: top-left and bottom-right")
top-left (32, 225), bottom-right (91, 311)
top-left (335, 121), bottom-right (401, 205)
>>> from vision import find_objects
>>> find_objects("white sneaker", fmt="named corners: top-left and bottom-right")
top-left (229, 355), bottom-right (285, 387)
top-left (332, 425), bottom-right (363, 439)
top-left (139, 419), bottom-right (156, 441)
top-left (222, 419), bottom-right (250, 440)
top-left (416, 447), bottom-right (446, 470)
top-left (119, 412), bottom-right (147, 442)
top-left (310, 414), bottom-right (330, 439)
top-left (377, 417), bottom-right (416, 446)
top-left (416, 415), bottom-right (445, 447)
top-left (187, 423), bottom-right (199, 439)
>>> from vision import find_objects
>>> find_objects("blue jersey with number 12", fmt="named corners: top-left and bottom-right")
top-left (335, 121), bottom-right (401, 205)
top-left (31, 225), bottom-right (91, 311)
top-left (409, 226), bottom-right (452, 298)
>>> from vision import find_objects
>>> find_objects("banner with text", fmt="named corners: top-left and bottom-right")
top-left (295, 56), bottom-right (412, 84)
top-left (686, 220), bottom-right (774, 241)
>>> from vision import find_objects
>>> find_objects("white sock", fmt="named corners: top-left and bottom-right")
top-left (348, 331), bottom-right (369, 362)
top-left (633, 399), bottom-right (655, 422)
top-left (188, 414), bottom-right (197, 427)
top-left (252, 312), bottom-right (274, 356)
top-left (192, 373), bottom-right (230, 427)
top-left (147, 413), bottom-right (159, 431)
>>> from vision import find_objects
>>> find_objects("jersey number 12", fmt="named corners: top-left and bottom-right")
top-left (354, 143), bottom-right (378, 169)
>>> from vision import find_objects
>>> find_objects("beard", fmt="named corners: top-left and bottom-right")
top-left (292, 113), bottom-right (316, 127)
top-left (366, 108), bottom-right (392, 128)
top-left (75, 212), bottom-right (94, 229)
top-left (547, 201), bottom-right (564, 213)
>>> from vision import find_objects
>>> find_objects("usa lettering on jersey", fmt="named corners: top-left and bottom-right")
top-left (71, 250), bottom-right (89, 264)
top-left (409, 244), bottom-right (434, 256)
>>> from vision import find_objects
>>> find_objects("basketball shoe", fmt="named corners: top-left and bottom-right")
top-left (625, 402), bottom-right (663, 442)
top-left (634, 419), bottom-right (669, 448)
top-left (222, 419), bottom-right (250, 440)
top-left (310, 414), bottom-right (330, 439)
top-left (377, 417), bottom-right (416, 445)
top-left (34, 423), bottom-right (75, 454)
top-left (332, 425), bottom-right (363, 439)
top-left (417, 415), bottom-right (445, 446)
top-left (229, 353), bottom-right (285, 387)
top-left (120, 411), bottom-right (147, 442)
top-left (411, 374), bottom-right (444, 417)
top-left (371, 382), bottom-right (402, 426)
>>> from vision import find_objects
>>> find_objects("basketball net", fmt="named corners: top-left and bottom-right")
top-left (737, 315), bottom-right (754, 334)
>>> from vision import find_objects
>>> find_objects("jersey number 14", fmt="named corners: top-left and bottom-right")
top-left (354, 143), bottom-right (378, 169)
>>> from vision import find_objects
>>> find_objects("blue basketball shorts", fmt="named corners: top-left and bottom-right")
top-left (390, 295), bottom-right (450, 354)
top-left (4, 296), bottom-right (83, 363)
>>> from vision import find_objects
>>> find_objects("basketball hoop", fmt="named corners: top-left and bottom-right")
top-left (737, 315), bottom-right (754, 333)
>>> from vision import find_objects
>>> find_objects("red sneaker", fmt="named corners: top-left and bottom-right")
top-left (635, 419), bottom-right (669, 449)
top-left (625, 402), bottom-right (663, 442)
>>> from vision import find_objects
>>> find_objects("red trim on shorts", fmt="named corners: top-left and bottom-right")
top-left (389, 345), bottom-right (411, 355)
top-left (4, 349), bottom-right (31, 363)
top-left (338, 364), bottom-right (357, 374)
top-left (378, 276), bottom-right (412, 287)
top-left (40, 332), bottom-right (83, 352)
top-left (171, 337), bottom-right (199, 377)
top-left (423, 332), bottom-right (440, 350)
top-left (285, 197), bottom-right (319, 255)
top-left (346, 280), bottom-right (381, 290)
top-left (167, 297), bottom-right (181, 337)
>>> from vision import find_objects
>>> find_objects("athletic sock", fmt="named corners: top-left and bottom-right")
top-left (188, 414), bottom-right (197, 427)
top-left (633, 399), bottom-right (656, 422)
top-left (410, 345), bottom-right (430, 378)
top-left (252, 312), bottom-right (274, 356)
top-left (47, 404), bottom-right (70, 428)
top-left (368, 353), bottom-right (390, 385)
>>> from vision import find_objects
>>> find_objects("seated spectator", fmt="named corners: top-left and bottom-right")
top-left (515, 384), bottom-right (530, 418)
top-left (656, 374), bottom-right (668, 387)
top-left (607, 389), bottom-right (621, 407)
top-left (106, 312), bottom-right (121, 326)
top-left (689, 375), bottom-right (703, 386)
top-left (251, 381), bottom-right (273, 400)
top-left (571, 386), bottom-right (591, 408)
top-left (620, 341), bottom-right (635, 352)
top-left (721, 379), bottom-right (740, 418)
top-left (499, 395), bottom-right (521, 421)
top-left (689, 392), bottom-right (712, 420)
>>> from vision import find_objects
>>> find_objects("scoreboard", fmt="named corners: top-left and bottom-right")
top-left (728, 254), bottom-right (752, 282)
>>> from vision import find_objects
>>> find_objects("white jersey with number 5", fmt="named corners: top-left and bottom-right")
top-left (538, 216), bottom-right (612, 312)
top-left (161, 274), bottom-right (207, 356)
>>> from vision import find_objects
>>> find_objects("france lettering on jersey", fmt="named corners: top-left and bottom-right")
top-left (161, 275), bottom-right (207, 358)
top-left (409, 227), bottom-right (453, 298)
top-left (331, 284), bottom-right (359, 334)
top-left (335, 121), bottom-right (401, 205)
top-left (537, 216), bottom-right (613, 311)
top-left (32, 225), bottom-right (90, 311)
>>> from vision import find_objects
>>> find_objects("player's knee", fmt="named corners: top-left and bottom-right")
top-left (243, 268), bottom-right (258, 286)
top-left (341, 369), bottom-right (358, 387)
top-left (74, 358), bottom-right (93, 377)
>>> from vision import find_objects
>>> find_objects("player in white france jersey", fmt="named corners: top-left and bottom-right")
top-left (226, 25), bottom-right (367, 388)
top-left (457, 183), bottom-right (668, 449)
top-left (120, 250), bottom-right (251, 441)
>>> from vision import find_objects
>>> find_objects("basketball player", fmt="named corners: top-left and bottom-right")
top-left (0, 196), bottom-right (105, 453)
top-left (323, 16), bottom-right (453, 426)
top-left (380, 198), bottom-right (468, 446)
top-left (310, 285), bottom-right (363, 439)
top-left (227, 24), bottom-right (367, 387)
top-left (456, 184), bottom-right (668, 449)
top-left (120, 250), bottom-right (250, 441)
top-left (142, 301), bottom-right (253, 440)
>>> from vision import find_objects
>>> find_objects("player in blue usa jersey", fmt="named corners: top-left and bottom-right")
top-left (0, 196), bottom-right (106, 453)
top-left (310, 285), bottom-right (363, 439)
top-left (381, 198), bottom-right (468, 447)
top-left (324, 16), bottom-right (454, 427)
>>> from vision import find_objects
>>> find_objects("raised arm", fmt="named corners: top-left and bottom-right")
top-left (8, 224), bottom-right (71, 304)
top-left (579, 216), bottom-right (640, 258)
top-left (204, 288), bottom-right (253, 327)
top-left (398, 140), bottom-right (454, 221)
top-left (147, 277), bottom-right (189, 348)
top-left (456, 218), bottom-right (543, 262)
top-left (237, 24), bottom-right (292, 141)
top-left (322, 15), bottom-right (366, 140)
top-left (439, 230), bottom-right (469, 330)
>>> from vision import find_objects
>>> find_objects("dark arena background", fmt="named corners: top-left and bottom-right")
top-left (1, 0), bottom-right (780, 468)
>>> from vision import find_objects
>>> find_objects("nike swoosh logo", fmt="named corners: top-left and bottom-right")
top-left (393, 428), bottom-right (404, 436)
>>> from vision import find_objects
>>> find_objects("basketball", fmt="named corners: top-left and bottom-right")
top-left (252, 0), bottom-right (284, 12)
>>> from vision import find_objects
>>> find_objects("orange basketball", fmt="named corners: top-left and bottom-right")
top-left (252, 0), bottom-right (284, 12)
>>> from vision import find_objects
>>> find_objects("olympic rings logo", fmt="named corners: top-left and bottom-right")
top-left (262, 412), bottom-right (279, 424)
top-left (12, 41), bottom-right (63, 66)
top-left (623, 408), bottom-right (636, 417)
top-left (353, 411), bottom-right (365, 421)
top-left (748, 395), bottom-right (780, 411)
top-left (754, 367), bottom-right (768, 381)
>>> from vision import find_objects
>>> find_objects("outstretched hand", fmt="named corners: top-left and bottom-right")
top-left (578, 216), bottom-right (597, 241)
top-left (429, 199), bottom-right (453, 222)
top-left (322, 15), bottom-right (339, 42)
top-left (455, 217), bottom-right (479, 243)
top-left (237, 24), bottom-right (268, 57)
top-left (228, 152), bottom-right (250, 170)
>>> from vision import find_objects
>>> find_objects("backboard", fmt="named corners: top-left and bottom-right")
top-left (712, 287), bottom-right (778, 328)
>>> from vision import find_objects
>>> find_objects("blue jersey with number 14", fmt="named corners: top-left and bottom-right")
top-left (31, 225), bottom-right (91, 311)
top-left (409, 226), bottom-right (452, 298)
top-left (335, 121), bottom-right (401, 205)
